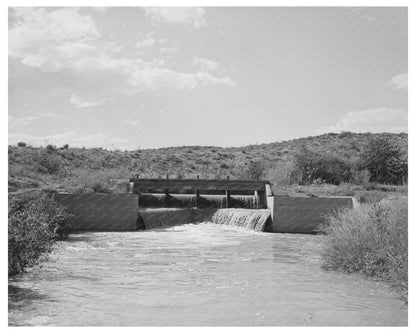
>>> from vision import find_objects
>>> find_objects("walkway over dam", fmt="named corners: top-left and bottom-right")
top-left (54, 178), bottom-right (355, 233)
top-left (130, 178), bottom-right (273, 209)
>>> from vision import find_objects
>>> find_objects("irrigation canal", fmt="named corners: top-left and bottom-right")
top-left (9, 223), bottom-right (407, 326)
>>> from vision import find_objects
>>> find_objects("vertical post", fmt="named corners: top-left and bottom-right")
top-left (195, 175), bottom-right (200, 208)
top-left (254, 190), bottom-right (260, 208)
top-left (226, 190), bottom-right (231, 208)
top-left (195, 190), bottom-right (200, 208)
top-left (165, 175), bottom-right (169, 206)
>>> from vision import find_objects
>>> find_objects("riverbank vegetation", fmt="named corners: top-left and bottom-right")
top-left (320, 196), bottom-right (408, 302)
top-left (8, 191), bottom-right (72, 276)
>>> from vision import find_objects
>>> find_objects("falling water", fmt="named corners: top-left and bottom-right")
top-left (139, 208), bottom-right (272, 232)
top-left (139, 208), bottom-right (195, 229)
top-left (230, 195), bottom-right (260, 209)
top-left (210, 209), bottom-right (272, 231)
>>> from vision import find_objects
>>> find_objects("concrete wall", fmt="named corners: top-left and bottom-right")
top-left (269, 197), bottom-right (354, 233)
top-left (54, 193), bottom-right (139, 231)
top-left (54, 192), bottom-right (355, 233)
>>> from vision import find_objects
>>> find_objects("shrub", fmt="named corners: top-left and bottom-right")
top-left (91, 181), bottom-right (112, 193)
top-left (17, 142), bottom-right (27, 147)
top-left (46, 144), bottom-right (56, 152)
top-left (242, 159), bottom-right (266, 180)
top-left (350, 169), bottom-right (371, 185)
top-left (62, 144), bottom-right (69, 149)
top-left (292, 147), bottom-right (353, 185)
top-left (338, 131), bottom-right (353, 138)
top-left (267, 161), bottom-right (297, 186)
top-left (220, 162), bottom-right (229, 169)
top-left (320, 196), bottom-right (408, 301)
top-left (36, 150), bottom-right (62, 174)
top-left (8, 192), bottom-right (72, 275)
top-left (361, 136), bottom-right (407, 185)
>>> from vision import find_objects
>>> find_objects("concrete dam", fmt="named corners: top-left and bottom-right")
top-left (54, 178), bottom-right (355, 233)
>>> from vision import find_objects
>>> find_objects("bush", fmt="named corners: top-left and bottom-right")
top-left (36, 150), bottom-right (63, 174)
top-left (361, 136), bottom-right (407, 185)
top-left (292, 147), bottom-right (353, 185)
top-left (91, 181), bottom-right (112, 193)
top-left (338, 131), bottom-right (353, 138)
top-left (350, 169), bottom-right (371, 185)
top-left (8, 192), bottom-right (72, 275)
top-left (320, 196), bottom-right (408, 301)
top-left (267, 161), bottom-right (297, 186)
top-left (62, 144), bottom-right (69, 149)
top-left (68, 168), bottom-right (129, 193)
top-left (46, 144), bottom-right (56, 152)
top-left (17, 142), bottom-right (27, 147)
top-left (242, 159), bottom-right (266, 180)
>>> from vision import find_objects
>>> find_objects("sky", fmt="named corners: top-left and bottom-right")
top-left (8, 7), bottom-right (408, 149)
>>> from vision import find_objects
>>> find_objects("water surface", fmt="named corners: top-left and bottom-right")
top-left (8, 223), bottom-right (407, 326)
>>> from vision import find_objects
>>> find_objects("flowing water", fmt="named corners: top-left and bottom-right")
top-left (8, 223), bottom-right (407, 326)
top-left (211, 209), bottom-right (271, 231)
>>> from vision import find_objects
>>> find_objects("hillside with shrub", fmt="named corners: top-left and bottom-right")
top-left (8, 132), bottom-right (407, 196)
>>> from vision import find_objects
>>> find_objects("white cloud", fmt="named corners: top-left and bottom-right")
top-left (91, 7), bottom-right (108, 12)
top-left (69, 93), bottom-right (103, 108)
top-left (193, 57), bottom-right (218, 71)
top-left (196, 71), bottom-right (235, 87)
top-left (124, 119), bottom-right (139, 126)
top-left (129, 67), bottom-right (198, 90)
top-left (316, 108), bottom-right (407, 134)
top-left (40, 113), bottom-right (62, 118)
top-left (391, 73), bottom-right (408, 90)
top-left (143, 7), bottom-right (207, 29)
top-left (9, 7), bottom-right (234, 105)
top-left (9, 113), bottom-right (64, 131)
top-left (9, 7), bottom-right (100, 71)
top-left (9, 115), bottom-right (37, 130)
top-left (159, 44), bottom-right (178, 55)
top-left (8, 131), bottom-right (128, 149)
top-left (135, 35), bottom-right (156, 48)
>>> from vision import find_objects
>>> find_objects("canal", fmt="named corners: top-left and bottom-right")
top-left (8, 223), bottom-right (407, 326)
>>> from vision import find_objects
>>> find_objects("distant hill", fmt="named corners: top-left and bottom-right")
top-left (8, 132), bottom-right (408, 194)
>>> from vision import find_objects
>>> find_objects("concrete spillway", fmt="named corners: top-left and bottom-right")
top-left (210, 209), bottom-right (272, 231)
top-left (138, 208), bottom-right (272, 231)
top-left (54, 179), bottom-right (355, 233)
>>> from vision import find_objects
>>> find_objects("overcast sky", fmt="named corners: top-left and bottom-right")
top-left (8, 7), bottom-right (407, 149)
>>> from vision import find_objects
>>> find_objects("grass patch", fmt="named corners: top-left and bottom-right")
top-left (319, 196), bottom-right (408, 302)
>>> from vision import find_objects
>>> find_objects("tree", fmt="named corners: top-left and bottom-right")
top-left (292, 146), bottom-right (353, 185)
top-left (361, 136), bottom-right (407, 184)
top-left (17, 142), bottom-right (26, 147)
top-left (242, 160), bottom-right (266, 180)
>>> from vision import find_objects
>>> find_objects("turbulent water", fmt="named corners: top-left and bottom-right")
top-left (211, 209), bottom-right (271, 231)
top-left (139, 208), bottom-right (271, 231)
top-left (8, 223), bottom-right (407, 326)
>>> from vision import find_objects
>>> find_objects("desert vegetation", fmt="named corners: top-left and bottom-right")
top-left (8, 191), bottom-right (72, 275)
top-left (320, 196), bottom-right (408, 302)
top-left (8, 132), bottom-right (407, 195)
